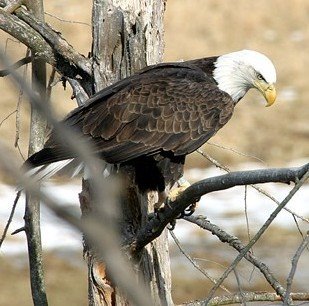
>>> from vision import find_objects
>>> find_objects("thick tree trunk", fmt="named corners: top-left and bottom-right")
top-left (81, 1), bottom-right (172, 305)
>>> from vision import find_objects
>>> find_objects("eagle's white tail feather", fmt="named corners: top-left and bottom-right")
top-left (27, 159), bottom-right (77, 181)
top-left (23, 158), bottom-right (112, 184)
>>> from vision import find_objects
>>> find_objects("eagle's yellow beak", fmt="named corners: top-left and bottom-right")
top-left (264, 84), bottom-right (277, 107)
top-left (255, 81), bottom-right (277, 107)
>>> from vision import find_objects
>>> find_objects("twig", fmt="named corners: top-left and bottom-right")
top-left (232, 269), bottom-right (246, 306)
top-left (206, 142), bottom-right (267, 165)
top-left (204, 171), bottom-right (309, 304)
top-left (169, 230), bottom-right (231, 294)
top-left (11, 226), bottom-right (25, 235)
top-left (0, 56), bottom-right (32, 77)
top-left (284, 232), bottom-right (309, 305)
top-left (184, 215), bottom-right (286, 299)
top-left (0, 190), bottom-right (21, 249)
top-left (44, 12), bottom-right (91, 26)
top-left (0, 109), bottom-right (17, 127)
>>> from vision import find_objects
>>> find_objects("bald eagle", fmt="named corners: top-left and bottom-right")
top-left (25, 50), bottom-right (277, 202)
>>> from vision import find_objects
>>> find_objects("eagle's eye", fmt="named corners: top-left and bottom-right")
top-left (257, 73), bottom-right (265, 81)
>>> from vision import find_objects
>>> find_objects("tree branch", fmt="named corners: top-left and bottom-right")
top-left (182, 292), bottom-right (309, 306)
top-left (0, 1), bottom-right (93, 95)
top-left (13, 6), bottom-right (92, 75)
top-left (0, 9), bottom-right (54, 60)
top-left (133, 164), bottom-right (309, 251)
top-left (184, 215), bottom-right (286, 299)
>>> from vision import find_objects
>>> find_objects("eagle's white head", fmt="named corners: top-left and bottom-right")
top-left (213, 50), bottom-right (277, 106)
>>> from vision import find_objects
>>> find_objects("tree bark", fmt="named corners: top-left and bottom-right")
top-left (81, 1), bottom-right (171, 305)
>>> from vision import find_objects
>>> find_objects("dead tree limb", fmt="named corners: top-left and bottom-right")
top-left (0, 1), bottom-right (93, 95)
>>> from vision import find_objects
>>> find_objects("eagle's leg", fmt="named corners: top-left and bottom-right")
top-left (154, 190), bottom-right (168, 211)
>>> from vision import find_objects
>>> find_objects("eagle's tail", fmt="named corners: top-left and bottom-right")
top-left (19, 147), bottom-right (112, 190)
top-left (18, 148), bottom-right (83, 190)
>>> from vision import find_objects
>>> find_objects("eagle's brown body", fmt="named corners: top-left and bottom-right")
top-left (26, 57), bottom-right (237, 192)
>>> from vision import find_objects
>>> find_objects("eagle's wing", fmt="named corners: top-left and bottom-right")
top-left (32, 65), bottom-right (234, 166)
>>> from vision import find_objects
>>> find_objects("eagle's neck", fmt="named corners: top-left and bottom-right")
top-left (212, 53), bottom-right (254, 103)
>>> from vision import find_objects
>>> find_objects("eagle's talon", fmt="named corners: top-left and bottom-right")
top-left (184, 202), bottom-right (198, 216)
top-left (167, 219), bottom-right (176, 230)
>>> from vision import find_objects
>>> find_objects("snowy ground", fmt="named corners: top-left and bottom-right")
top-left (0, 161), bottom-right (308, 257)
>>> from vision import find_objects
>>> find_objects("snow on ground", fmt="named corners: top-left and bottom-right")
top-left (0, 183), bottom-right (83, 255)
top-left (0, 162), bottom-right (308, 256)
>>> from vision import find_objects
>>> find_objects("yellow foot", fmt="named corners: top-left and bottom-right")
top-left (169, 177), bottom-right (199, 216)
top-left (168, 177), bottom-right (191, 202)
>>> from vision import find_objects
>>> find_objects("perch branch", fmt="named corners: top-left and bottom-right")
top-left (133, 164), bottom-right (309, 251)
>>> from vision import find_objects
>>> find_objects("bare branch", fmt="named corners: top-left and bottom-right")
top-left (134, 164), bottom-right (309, 251)
top-left (204, 171), bottom-right (309, 303)
top-left (44, 11), bottom-right (91, 27)
top-left (13, 6), bottom-right (92, 75)
top-left (0, 109), bottom-right (17, 127)
top-left (184, 215), bottom-right (286, 298)
top-left (0, 8), bottom-right (54, 62)
top-left (284, 232), bottom-right (309, 305)
top-left (0, 2), bottom-right (93, 95)
top-left (206, 142), bottom-right (267, 165)
top-left (0, 191), bottom-right (21, 249)
top-left (182, 292), bottom-right (309, 306)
